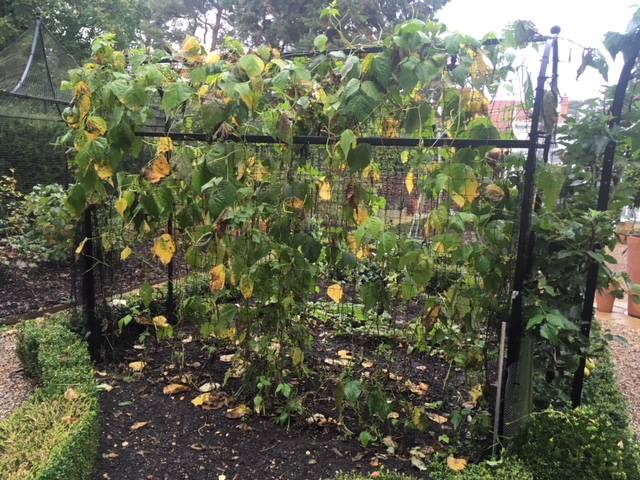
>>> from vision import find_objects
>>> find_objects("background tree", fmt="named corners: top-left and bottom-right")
top-left (0, 0), bottom-right (147, 56)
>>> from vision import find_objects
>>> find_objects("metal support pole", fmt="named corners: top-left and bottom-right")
top-left (571, 29), bottom-right (640, 407)
top-left (82, 206), bottom-right (99, 360)
top-left (500, 29), bottom-right (558, 437)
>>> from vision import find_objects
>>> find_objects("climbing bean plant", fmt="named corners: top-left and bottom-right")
top-left (60, 14), bottom-right (532, 408)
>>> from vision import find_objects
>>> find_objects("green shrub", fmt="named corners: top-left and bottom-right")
top-left (0, 316), bottom-right (99, 480)
top-left (427, 459), bottom-right (533, 480)
top-left (510, 407), bottom-right (640, 480)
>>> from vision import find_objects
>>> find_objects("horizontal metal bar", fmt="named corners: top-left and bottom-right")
top-left (0, 89), bottom-right (71, 106)
top-left (134, 130), bottom-right (543, 149)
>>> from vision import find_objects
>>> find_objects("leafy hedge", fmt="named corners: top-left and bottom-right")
top-left (0, 317), bottom-right (99, 480)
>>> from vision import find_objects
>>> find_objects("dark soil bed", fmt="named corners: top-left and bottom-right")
top-left (93, 322), bottom-right (477, 480)
top-left (0, 246), bottom-right (183, 321)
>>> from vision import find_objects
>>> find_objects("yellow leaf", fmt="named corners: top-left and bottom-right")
top-left (197, 84), bottom-right (209, 98)
top-left (361, 360), bottom-right (374, 369)
top-left (163, 383), bottom-right (190, 395)
top-left (64, 387), bottom-right (80, 401)
top-left (210, 264), bottom-right (225, 293)
top-left (205, 52), bottom-right (220, 65)
top-left (354, 205), bottom-right (369, 225)
top-left (153, 234), bottom-right (176, 265)
top-left (225, 404), bottom-right (251, 419)
top-left (152, 315), bottom-right (170, 328)
top-left (405, 170), bottom-right (415, 194)
top-left (327, 283), bottom-right (343, 303)
top-left (156, 136), bottom-right (173, 154)
top-left (144, 153), bottom-right (171, 183)
top-left (120, 246), bottom-right (133, 261)
top-left (128, 361), bottom-right (146, 372)
top-left (94, 163), bottom-right (113, 183)
top-left (239, 274), bottom-right (254, 300)
top-left (86, 115), bottom-right (108, 139)
top-left (130, 421), bottom-right (149, 431)
top-left (434, 241), bottom-right (445, 254)
top-left (484, 184), bottom-right (504, 202)
top-left (96, 383), bottom-right (113, 392)
top-left (77, 94), bottom-right (91, 121)
top-left (115, 197), bottom-right (127, 216)
top-left (447, 456), bottom-right (468, 472)
top-left (191, 392), bottom-right (212, 407)
top-left (470, 384), bottom-right (483, 404)
top-left (75, 237), bottom-right (88, 256)
top-left (319, 180), bottom-right (332, 201)
top-left (181, 36), bottom-right (201, 55)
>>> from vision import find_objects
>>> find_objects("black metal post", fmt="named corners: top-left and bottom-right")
top-left (499, 30), bottom-right (558, 436)
top-left (571, 29), bottom-right (640, 407)
top-left (82, 206), bottom-right (100, 360)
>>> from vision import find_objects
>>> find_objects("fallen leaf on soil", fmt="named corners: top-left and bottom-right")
top-left (219, 354), bottom-right (235, 363)
top-left (405, 380), bottom-right (429, 396)
top-left (96, 370), bottom-right (108, 377)
top-left (163, 383), bottom-right (190, 395)
top-left (128, 361), bottom-right (147, 372)
top-left (324, 357), bottom-right (350, 367)
top-left (370, 458), bottom-right (380, 467)
top-left (190, 443), bottom-right (205, 451)
top-left (130, 421), bottom-right (149, 431)
top-left (383, 436), bottom-right (398, 454)
top-left (225, 404), bottom-right (251, 419)
top-left (64, 387), bottom-right (80, 401)
top-left (198, 382), bottom-right (220, 393)
top-left (192, 392), bottom-right (212, 406)
top-left (387, 411), bottom-right (400, 420)
top-left (447, 456), bottom-right (468, 472)
top-left (97, 383), bottom-right (113, 392)
top-left (361, 360), bottom-right (374, 368)
top-left (103, 452), bottom-right (119, 459)
top-left (337, 349), bottom-right (353, 360)
top-left (388, 372), bottom-right (403, 381)
top-left (426, 412), bottom-right (448, 424)
top-left (306, 413), bottom-right (337, 427)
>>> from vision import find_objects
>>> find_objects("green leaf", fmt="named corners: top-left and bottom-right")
top-left (339, 129), bottom-right (356, 157)
top-left (66, 184), bottom-right (86, 217)
top-left (239, 54), bottom-right (265, 78)
top-left (346, 143), bottom-right (371, 172)
top-left (313, 34), bottom-right (328, 52)
top-left (538, 164), bottom-right (565, 211)
top-left (140, 282), bottom-right (153, 308)
top-left (344, 380), bottom-right (362, 403)
top-left (162, 82), bottom-right (194, 114)
top-left (359, 430), bottom-right (375, 447)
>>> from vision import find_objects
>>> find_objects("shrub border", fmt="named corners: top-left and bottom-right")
top-left (0, 316), bottom-right (99, 480)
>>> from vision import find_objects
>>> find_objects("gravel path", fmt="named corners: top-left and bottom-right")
top-left (603, 317), bottom-right (640, 435)
top-left (0, 330), bottom-right (34, 420)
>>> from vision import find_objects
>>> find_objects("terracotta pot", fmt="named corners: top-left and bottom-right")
top-left (627, 235), bottom-right (640, 318)
top-left (596, 286), bottom-right (616, 313)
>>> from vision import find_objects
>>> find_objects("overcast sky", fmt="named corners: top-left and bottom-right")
top-left (437, 0), bottom-right (636, 100)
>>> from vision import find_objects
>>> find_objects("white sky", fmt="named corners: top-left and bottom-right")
top-left (437, 0), bottom-right (637, 99)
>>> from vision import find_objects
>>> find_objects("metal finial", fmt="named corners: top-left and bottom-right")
top-left (550, 25), bottom-right (561, 35)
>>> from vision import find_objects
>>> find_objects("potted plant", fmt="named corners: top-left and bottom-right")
top-left (596, 274), bottom-right (624, 313)
top-left (622, 164), bottom-right (640, 316)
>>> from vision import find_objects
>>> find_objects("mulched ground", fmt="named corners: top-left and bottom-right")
top-left (0, 246), bottom-right (179, 321)
top-left (0, 330), bottom-right (34, 420)
top-left (93, 324), bottom-right (476, 480)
